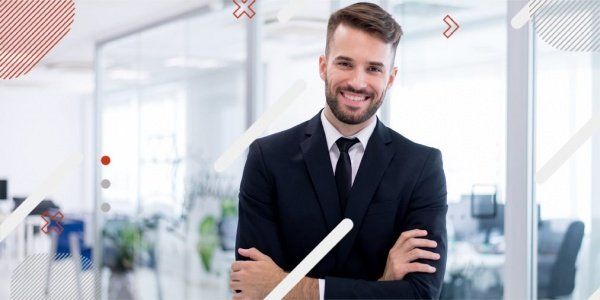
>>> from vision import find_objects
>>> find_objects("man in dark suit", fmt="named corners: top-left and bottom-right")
top-left (231, 2), bottom-right (447, 299)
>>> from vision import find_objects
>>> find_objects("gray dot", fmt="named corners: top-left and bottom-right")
top-left (100, 202), bottom-right (111, 212)
top-left (101, 179), bottom-right (111, 189)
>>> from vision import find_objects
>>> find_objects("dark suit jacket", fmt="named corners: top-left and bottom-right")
top-left (235, 111), bottom-right (447, 299)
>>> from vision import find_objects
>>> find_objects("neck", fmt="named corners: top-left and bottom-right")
top-left (323, 106), bottom-right (375, 137)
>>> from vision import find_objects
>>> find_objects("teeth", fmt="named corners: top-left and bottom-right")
top-left (342, 91), bottom-right (367, 102)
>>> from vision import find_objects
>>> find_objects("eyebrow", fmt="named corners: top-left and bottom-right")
top-left (334, 56), bottom-right (385, 68)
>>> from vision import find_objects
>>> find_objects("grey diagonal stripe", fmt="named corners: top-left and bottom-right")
top-left (530, 0), bottom-right (600, 52)
top-left (10, 253), bottom-right (95, 299)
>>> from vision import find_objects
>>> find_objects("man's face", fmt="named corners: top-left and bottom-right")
top-left (319, 23), bottom-right (398, 125)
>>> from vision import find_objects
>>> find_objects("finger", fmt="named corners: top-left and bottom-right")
top-left (408, 248), bottom-right (441, 262)
top-left (231, 261), bottom-right (250, 271)
top-left (230, 271), bottom-right (242, 281)
top-left (231, 262), bottom-right (242, 272)
top-left (407, 262), bottom-right (437, 273)
top-left (238, 247), bottom-right (271, 261)
top-left (230, 280), bottom-right (242, 291)
top-left (392, 229), bottom-right (428, 250)
top-left (401, 238), bottom-right (438, 252)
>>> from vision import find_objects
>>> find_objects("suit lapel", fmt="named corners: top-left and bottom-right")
top-left (300, 112), bottom-right (343, 232)
top-left (336, 119), bottom-right (395, 269)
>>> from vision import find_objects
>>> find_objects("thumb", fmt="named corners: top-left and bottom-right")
top-left (238, 247), bottom-right (271, 261)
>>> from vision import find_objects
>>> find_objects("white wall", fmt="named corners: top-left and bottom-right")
top-left (0, 87), bottom-right (94, 214)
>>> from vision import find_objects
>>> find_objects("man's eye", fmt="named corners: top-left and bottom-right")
top-left (337, 62), bottom-right (351, 67)
top-left (369, 67), bottom-right (382, 73)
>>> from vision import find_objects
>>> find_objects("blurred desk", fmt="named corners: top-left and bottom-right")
top-left (14, 216), bottom-right (41, 260)
top-left (444, 241), bottom-right (504, 298)
top-left (447, 241), bottom-right (504, 274)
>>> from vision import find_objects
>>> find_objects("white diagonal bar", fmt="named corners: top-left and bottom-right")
top-left (214, 79), bottom-right (306, 173)
top-left (277, 0), bottom-right (304, 23)
top-left (511, 0), bottom-right (532, 29)
top-left (0, 152), bottom-right (83, 242)
top-left (265, 218), bottom-right (353, 300)
top-left (589, 284), bottom-right (600, 300)
top-left (537, 115), bottom-right (600, 183)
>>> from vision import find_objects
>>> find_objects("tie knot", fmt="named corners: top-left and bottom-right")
top-left (336, 137), bottom-right (359, 153)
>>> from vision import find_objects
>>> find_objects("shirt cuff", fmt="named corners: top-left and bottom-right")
top-left (319, 278), bottom-right (325, 300)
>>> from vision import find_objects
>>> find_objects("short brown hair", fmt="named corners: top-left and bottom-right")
top-left (326, 2), bottom-right (403, 58)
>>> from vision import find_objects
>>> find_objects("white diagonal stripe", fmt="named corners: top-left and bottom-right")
top-left (214, 80), bottom-right (306, 173)
top-left (277, 0), bottom-right (304, 23)
top-left (511, 1), bottom-right (532, 29)
top-left (537, 115), bottom-right (600, 183)
top-left (265, 218), bottom-right (353, 300)
top-left (589, 284), bottom-right (600, 300)
top-left (0, 152), bottom-right (82, 242)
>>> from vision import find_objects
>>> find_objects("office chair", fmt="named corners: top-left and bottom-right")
top-left (537, 219), bottom-right (584, 299)
top-left (55, 218), bottom-right (93, 269)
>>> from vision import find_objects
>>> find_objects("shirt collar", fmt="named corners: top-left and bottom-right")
top-left (320, 109), bottom-right (377, 152)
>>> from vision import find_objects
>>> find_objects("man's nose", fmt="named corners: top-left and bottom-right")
top-left (348, 69), bottom-right (368, 91)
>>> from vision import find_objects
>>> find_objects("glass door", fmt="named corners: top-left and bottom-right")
top-left (533, 20), bottom-right (600, 300)
top-left (388, 1), bottom-right (508, 298)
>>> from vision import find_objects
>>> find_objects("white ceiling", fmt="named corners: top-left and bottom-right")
top-left (0, 0), bottom-right (213, 90)
top-left (0, 0), bottom-right (505, 91)
top-left (11, 0), bottom-right (491, 67)
top-left (47, 0), bottom-right (212, 65)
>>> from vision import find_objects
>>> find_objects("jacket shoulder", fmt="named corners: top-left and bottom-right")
top-left (385, 126), bottom-right (441, 158)
top-left (252, 120), bottom-right (309, 153)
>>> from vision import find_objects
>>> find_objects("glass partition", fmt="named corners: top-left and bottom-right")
top-left (534, 24), bottom-right (600, 300)
top-left (389, 1), bottom-right (507, 298)
top-left (96, 6), bottom-right (247, 299)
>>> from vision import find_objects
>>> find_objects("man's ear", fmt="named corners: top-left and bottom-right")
top-left (387, 66), bottom-right (398, 89)
top-left (318, 55), bottom-right (327, 81)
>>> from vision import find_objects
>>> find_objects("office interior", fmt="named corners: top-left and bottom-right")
top-left (0, 0), bottom-right (598, 299)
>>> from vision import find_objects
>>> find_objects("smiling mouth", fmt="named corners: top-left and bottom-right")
top-left (340, 90), bottom-right (371, 102)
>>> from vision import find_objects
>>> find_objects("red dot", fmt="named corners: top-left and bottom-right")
top-left (101, 155), bottom-right (111, 165)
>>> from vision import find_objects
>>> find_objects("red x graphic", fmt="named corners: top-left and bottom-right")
top-left (41, 210), bottom-right (64, 235)
top-left (233, 0), bottom-right (256, 19)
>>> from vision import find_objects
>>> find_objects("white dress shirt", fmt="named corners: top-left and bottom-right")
top-left (318, 110), bottom-right (377, 300)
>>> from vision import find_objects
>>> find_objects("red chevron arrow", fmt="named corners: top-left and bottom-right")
top-left (443, 15), bottom-right (459, 38)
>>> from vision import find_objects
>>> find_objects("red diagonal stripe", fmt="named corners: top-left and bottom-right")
top-left (2, 2), bottom-right (72, 79)
top-left (0, 0), bottom-right (35, 41)
top-left (0, 0), bottom-right (52, 62)
top-left (2, 1), bottom-right (70, 77)
top-left (0, 0), bottom-right (74, 79)
top-left (8, 13), bottom-right (73, 79)
top-left (1, 0), bottom-right (65, 64)
top-left (13, 6), bottom-right (74, 78)
top-left (0, 0), bottom-right (61, 75)
top-left (14, 14), bottom-right (73, 79)
top-left (0, 0), bottom-right (32, 38)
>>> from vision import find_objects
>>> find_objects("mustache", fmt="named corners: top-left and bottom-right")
top-left (337, 86), bottom-right (372, 96)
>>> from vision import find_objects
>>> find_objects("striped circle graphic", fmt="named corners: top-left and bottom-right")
top-left (10, 253), bottom-right (96, 299)
top-left (0, 0), bottom-right (75, 80)
top-left (530, 0), bottom-right (600, 52)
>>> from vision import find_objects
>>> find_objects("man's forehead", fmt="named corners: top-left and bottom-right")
top-left (329, 24), bottom-right (394, 63)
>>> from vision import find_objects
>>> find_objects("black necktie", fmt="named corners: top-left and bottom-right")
top-left (335, 137), bottom-right (359, 213)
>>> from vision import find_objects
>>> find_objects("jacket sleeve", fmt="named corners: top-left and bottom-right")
top-left (235, 140), bottom-right (286, 267)
top-left (324, 148), bottom-right (448, 299)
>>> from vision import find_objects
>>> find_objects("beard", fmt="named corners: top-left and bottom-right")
top-left (325, 78), bottom-right (386, 125)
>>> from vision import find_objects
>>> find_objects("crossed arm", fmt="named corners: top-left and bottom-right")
top-left (232, 141), bottom-right (447, 299)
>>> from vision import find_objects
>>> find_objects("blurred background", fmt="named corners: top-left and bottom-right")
top-left (0, 0), bottom-right (598, 299)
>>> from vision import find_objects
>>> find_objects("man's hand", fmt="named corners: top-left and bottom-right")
top-left (230, 247), bottom-right (286, 299)
top-left (379, 229), bottom-right (440, 281)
